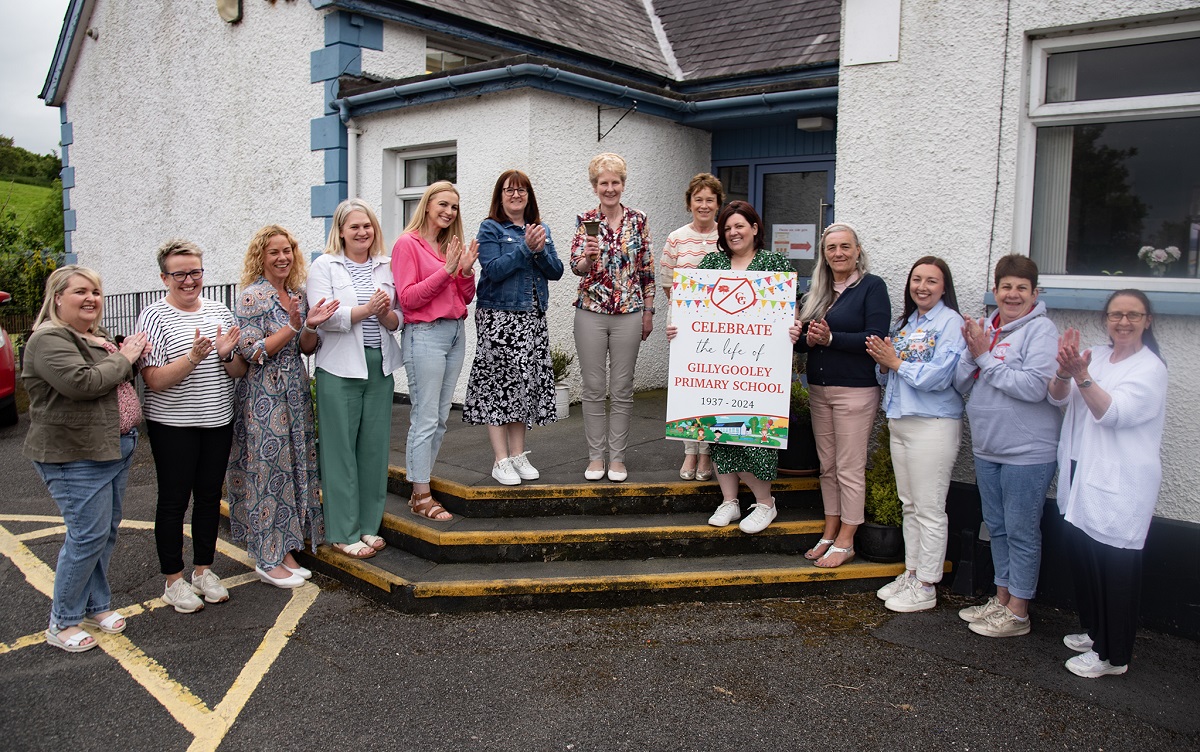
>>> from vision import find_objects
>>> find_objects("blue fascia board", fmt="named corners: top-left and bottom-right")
top-left (324, 9), bottom-right (383, 50)
top-left (63, 209), bottom-right (77, 232)
top-left (324, 148), bottom-right (348, 183)
top-left (40, 0), bottom-right (95, 105)
top-left (61, 166), bottom-right (75, 189)
top-left (310, 114), bottom-right (348, 150)
top-left (311, 183), bottom-right (347, 218)
top-left (311, 43), bottom-right (362, 83)
top-left (986, 288), bottom-right (1200, 317)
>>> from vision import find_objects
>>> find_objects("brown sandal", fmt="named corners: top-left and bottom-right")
top-left (410, 491), bottom-right (452, 521)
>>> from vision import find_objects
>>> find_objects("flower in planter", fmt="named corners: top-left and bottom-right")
top-left (1137, 244), bottom-right (1181, 277)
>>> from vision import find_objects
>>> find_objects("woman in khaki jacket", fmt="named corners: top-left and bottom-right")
top-left (22, 266), bottom-right (150, 652)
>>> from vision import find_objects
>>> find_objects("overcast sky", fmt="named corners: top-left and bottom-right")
top-left (1, 0), bottom-right (73, 156)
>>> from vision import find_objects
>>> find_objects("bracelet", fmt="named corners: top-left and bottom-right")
top-left (185, 353), bottom-right (198, 366)
top-left (288, 321), bottom-right (302, 333)
top-left (1055, 372), bottom-right (1072, 381)
top-left (219, 352), bottom-right (234, 363)
top-left (302, 324), bottom-right (318, 335)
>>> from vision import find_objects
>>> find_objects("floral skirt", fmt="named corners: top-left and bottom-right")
top-left (463, 308), bottom-right (557, 428)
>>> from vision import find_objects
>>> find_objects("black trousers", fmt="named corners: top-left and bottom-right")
top-left (1066, 519), bottom-right (1142, 667)
top-left (146, 420), bottom-right (234, 576)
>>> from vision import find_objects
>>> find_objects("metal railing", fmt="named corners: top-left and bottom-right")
top-left (101, 284), bottom-right (238, 337)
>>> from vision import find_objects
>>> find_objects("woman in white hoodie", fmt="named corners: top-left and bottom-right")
top-left (1049, 289), bottom-right (1167, 679)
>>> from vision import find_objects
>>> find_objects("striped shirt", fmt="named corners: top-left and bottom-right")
top-left (345, 257), bottom-right (382, 348)
top-left (659, 223), bottom-right (717, 291)
top-left (136, 297), bottom-right (236, 427)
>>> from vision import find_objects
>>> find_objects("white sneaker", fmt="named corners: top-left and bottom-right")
top-left (163, 578), bottom-right (204, 614)
top-left (1063, 632), bottom-right (1094, 652)
top-left (1065, 650), bottom-right (1127, 678)
top-left (491, 457), bottom-right (521, 486)
top-left (191, 569), bottom-right (229, 603)
top-left (877, 572), bottom-right (913, 601)
top-left (958, 595), bottom-right (1004, 624)
top-left (708, 500), bottom-right (741, 527)
top-left (509, 451), bottom-right (540, 480)
top-left (968, 605), bottom-right (1030, 637)
top-left (885, 580), bottom-right (937, 613)
top-left (738, 500), bottom-right (777, 534)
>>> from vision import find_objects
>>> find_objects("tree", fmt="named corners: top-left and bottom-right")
top-left (0, 186), bottom-right (61, 316)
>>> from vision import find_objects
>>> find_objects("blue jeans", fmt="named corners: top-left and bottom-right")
top-left (34, 431), bottom-right (137, 627)
top-left (974, 457), bottom-right (1056, 601)
top-left (402, 318), bottom-right (466, 484)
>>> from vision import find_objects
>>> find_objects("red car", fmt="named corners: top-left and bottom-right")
top-left (0, 291), bottom-right (16, 426)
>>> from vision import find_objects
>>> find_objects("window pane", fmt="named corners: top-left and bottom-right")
top-left (1047, 37), bottom-right (1200, 103)
top-left (718, 166), bottom-right (749, 205)
top-left (404, 155), bottom-right (457, 188)
top-left (1031, 117), bottom-right (1200, 277)
top-left (403, 199), bottom-right (420, 226)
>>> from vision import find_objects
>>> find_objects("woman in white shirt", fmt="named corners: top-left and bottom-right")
top-left (1049, 289), bottom-right (1167, 679)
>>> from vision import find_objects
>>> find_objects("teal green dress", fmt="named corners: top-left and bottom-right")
top-left (697, 250), bottom-right (793, 481)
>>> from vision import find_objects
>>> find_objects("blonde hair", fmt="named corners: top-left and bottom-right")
top-left (324, 199), bottom-right (385, 257)
top-left (156, 237), bottom-right (204, 274)
top-left (799, 222), bottom-right (870, 321)
top-left (588, 153), bottom-right (627, 186)
top-left (240, 225), bottom-right (307, 290)
top-left (33, 264), bottom-right (104, 332)
top-left (401, 181), bottom-right (464, 253)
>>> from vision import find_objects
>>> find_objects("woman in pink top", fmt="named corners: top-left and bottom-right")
top-left (393, 180), bottom-right (478, 521)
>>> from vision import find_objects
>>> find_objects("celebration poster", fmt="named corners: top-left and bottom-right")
top-left (666, 269), bottom-right (797, 449)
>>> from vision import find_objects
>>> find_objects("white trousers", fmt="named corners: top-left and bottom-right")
top-left (889, 415), bottom-right (961, 584)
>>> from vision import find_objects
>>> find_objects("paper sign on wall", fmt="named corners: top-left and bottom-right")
top-left (666, 269), bottom-right (796, 449)
top-left (772, 224), bottom-right (816, 260)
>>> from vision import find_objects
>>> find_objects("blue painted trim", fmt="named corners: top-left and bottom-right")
top-left (60, 167), bottom-right (75, 189)
top-left (63, 252), bottom-right (77, 264)
top-left (311, 183), bottom-right (346, 218)
top-left (60, 122), bottom-right (73, 146)
top-left (987, 288), bottom-right (1200, 317)
top-left (311, 113), bottom-right (348, 150)
top-left (324, 148), bottom-right (348, 183)
top-left (61, 143), bottom-right (69, 168)
top-left (40, 0), bottom-right (92, 105)
top-left (62, 189), bottom-right (70, 211)
top-left (324, 9), bottom-right (382, 50)
top-left (63, 209), bottom-right (77, 232)
top-left (323, 79), bottom-right (341, 114)
top-left (310, 43), bottom-right (362, 83)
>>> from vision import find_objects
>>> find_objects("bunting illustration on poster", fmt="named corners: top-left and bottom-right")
top-left (666, 269), bottom-right (797, 449)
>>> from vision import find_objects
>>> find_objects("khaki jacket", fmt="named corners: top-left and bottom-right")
top-left (22, 325), bottom-right (135, 463)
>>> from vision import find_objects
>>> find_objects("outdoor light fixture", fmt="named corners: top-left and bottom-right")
top-left (796, 117), bottom-right (834, 132)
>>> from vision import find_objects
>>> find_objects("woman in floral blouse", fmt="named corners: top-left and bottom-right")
top-left (569, 153), bottom-right (655, 482)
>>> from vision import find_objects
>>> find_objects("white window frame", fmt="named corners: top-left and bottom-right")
top-left (1014, 19), bottom-right (1200, 293)
top-left (381, 142), bottom-right (457, 244)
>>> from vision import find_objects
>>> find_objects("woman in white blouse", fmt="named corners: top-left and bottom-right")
top-left (1049, 289), bottom-right (1167, 679)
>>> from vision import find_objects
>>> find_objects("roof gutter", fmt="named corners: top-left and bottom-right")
top-left (335, 63), bottom-right (837, 127)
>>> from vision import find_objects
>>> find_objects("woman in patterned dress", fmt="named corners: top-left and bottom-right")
top-left (569, 153), bottom-right (656, 482)
top-left (667, 202), bottom-right (803, 534)
top-left (228, 225), bottom-right (340, 588)
top-left (463, 170), bottom-right (564, 485)
top-left (659, 173), bottom-right (724, 481)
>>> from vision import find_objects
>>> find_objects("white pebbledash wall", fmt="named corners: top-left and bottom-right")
top-left (63, 0), bottom-right (327, 293)
top-left (834, 0), bottom-right (1200, 523)
top-left (354, 87), bottom-right (711, 402)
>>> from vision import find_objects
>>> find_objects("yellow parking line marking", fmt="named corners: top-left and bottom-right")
top-left (0, 514), bottom-right (319, 751)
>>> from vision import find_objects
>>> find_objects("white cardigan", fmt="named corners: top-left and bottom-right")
top-left (307, 253), bottom-right (403, 379)
top-left (1050, 345), bottom-right (1167, 549)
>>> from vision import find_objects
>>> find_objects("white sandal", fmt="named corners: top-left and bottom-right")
top-left (82, 611), bottom-right (126, 634)
top-left (804, 539), bottom-right (835, 560)
top-left (361, 534), bottom-right (386, 551)
top-left (46, 624), bottom-right (98, 653)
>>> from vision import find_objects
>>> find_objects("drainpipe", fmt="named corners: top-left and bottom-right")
top-left (347, 121), bottom-right (361, 200)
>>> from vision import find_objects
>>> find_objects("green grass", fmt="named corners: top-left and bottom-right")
top-left (0, 181), bottom-right (53, 226)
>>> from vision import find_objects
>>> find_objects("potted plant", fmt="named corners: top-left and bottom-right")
top-left (778, 354), bottom-right (820, 475)
top-left (550, 346), bottom-right (574, 420)
top-left (857, 418), bottom-right (904, 562)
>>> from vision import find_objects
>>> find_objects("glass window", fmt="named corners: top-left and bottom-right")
top-left (718, 166), bottom-right (749, 205)
top-left (1027, 24), bottom-right (1200, 282)
top-left (425, 47), bottom-right (487, 75)
top-left (400, 154), bottom-right (457, 226)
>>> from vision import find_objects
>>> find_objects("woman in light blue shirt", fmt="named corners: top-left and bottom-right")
top-left (866, 256), bottom-right (965, 614)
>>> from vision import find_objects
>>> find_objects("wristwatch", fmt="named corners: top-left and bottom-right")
top-left (219, 352), bottom-right (235, 363)
top-left (644, 307), bottom-right (656, 314)
top-left (1078, 378), bottom-right (1093, 388)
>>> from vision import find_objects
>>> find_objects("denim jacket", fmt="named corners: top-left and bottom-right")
top-left (475, 218), bottom-right (564, 312)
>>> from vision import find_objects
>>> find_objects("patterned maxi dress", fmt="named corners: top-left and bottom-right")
top-left (226, 278), bottom-right (325, 569)
top-left (698, 249), bottom-right (794, 481)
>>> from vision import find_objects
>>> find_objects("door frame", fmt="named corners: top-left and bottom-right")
top-left (711, 155), bottom-right (836, 226)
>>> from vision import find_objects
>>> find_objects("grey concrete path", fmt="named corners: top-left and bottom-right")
top-left (2, 410), bottom-right (1198, 751)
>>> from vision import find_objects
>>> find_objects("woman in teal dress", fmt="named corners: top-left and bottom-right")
top-left (667, 201), bottom-right (802, 535)
top-left (227, 225), bottom-right (339, 588)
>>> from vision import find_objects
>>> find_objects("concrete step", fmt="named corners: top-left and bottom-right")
top-left (380, 493), bottom-right (831, 563)
top-left (295, 544), bottom-right (906, 613)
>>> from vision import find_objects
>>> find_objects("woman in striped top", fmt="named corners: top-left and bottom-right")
top-left (659, 173), bottom-right (723, 481)
top-left (137, 239), bottom-right (246, 613)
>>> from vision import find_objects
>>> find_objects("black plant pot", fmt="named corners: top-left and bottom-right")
top-left (778, 413), bottom-right (820, 476)
top-left (857, 521), bottom-right (904, 563)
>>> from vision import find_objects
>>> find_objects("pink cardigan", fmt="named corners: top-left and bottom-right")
top-left (392, 231), bottom-right (476, 323)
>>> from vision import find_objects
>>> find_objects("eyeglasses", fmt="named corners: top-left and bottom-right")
top-left (503, 187), bottom-right (528, 197)
top-left (1105, 311), bottom-right (1146, 322)
top-left (165, 269), bottom-right (204, 282)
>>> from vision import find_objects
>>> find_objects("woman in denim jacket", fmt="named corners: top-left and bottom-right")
top-left (464, 170), bottom-right (564, 485)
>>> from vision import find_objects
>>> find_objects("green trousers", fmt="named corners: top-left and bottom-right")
top-left (315, 348), bottom-right (394, 545)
